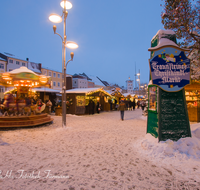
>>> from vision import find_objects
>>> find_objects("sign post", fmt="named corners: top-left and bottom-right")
top-left (147, 30), bottom-right (191, 141)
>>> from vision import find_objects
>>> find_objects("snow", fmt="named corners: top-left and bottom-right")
top-left (9, 66), bottom-right (37, 75)
top-left (148, 29), bottom-right (189, 51)
top-left (0, 110), bottom-right (200, 189)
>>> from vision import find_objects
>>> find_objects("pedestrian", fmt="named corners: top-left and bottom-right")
top-left (96, 101), bottom-right (101, 114)
top-left (137, 100), bottom-right (140, 109)
top-left (132, 99), bottom-right (135, 110)
top-left (128, 100), bottom-right (132, 111)
top-left (141, 101), bottom-right (146, 111)
top-left (119, 99), bottom-right (126, 120)
top-left (47, 99), bottom-right (52, 114)
top-left (88, 99), bottom-right (95, 115)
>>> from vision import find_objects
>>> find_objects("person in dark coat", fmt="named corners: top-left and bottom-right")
top-left (96, 101), bottom-right (101, 114)
top-left (132, 99), bottom-right (136, 110)
top-left (141, 101), bottom-right (146, 111)
top-left (88, 99), bottom-right (95, 115)
top-left (119, 100), bottom-right (126, 120)
top-left (128, 100), bottom-right (132, 111)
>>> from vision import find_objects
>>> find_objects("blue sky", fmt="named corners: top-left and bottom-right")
top-left (0, 0), bottom-right (165, 87)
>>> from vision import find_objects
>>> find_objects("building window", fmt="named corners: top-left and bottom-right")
top-left (53, 81), bottom-right (56, 86)
top-left (16, 61), bottom-right (20, 65)
top-left (43, 70), bottom-right (47, 75)
top-left (58, 73), bottom-right (60, 78)
top-left (58, 82), bottom-right (60, 87)
top-left (62, 75), bottom-right (64, 79)
top-left (53, 73), bottom-right (56, 77)
top-left (0, 64), bottom-right (4, 69)
top-left (9, 60), bottom-right (13, 63)
top-left (49, 71), bottom-right (52, 76)
top-left (22, 62), bottom-right (26, 66)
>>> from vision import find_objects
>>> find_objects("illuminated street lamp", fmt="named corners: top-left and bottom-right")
top-left (49, 0), bottom-right (78, 128)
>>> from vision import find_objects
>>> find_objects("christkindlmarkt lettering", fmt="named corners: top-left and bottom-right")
top-left (149, 47), bottom-right (190, 92)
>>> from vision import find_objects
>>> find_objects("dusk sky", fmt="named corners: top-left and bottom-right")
top-left (0, 0), bottom-right (165, 87)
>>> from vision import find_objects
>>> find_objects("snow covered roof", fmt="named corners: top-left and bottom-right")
top-left (87, 75), bottom-right (105, 87)
top-left (32, 87), bottom-right (60, 93)
top-left (64, 88), bottom-right (112, 97)
top-left (28, 62), bottom-right (41, 74)
top-left (149, 29), bottom-right (189, 51)
top-left (148, 38), bottom-right (189, 51)
top-left (64, 88), bottom-right (102, 94)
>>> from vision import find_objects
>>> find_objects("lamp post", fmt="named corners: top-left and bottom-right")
top-left (136, 71), bottom-right (140, 95)
top-left (49, 0), bottom-right (78, 128)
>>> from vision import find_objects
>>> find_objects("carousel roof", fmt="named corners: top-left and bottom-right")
top-left (9, 66), bottom-right (38, 75)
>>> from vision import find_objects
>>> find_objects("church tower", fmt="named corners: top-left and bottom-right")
top-left (126, 77), bottom-right (133, 94)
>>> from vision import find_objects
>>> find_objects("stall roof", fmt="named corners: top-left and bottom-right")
top-left (33, 87), bottom-right (60, 93)
top-left (64, 88), bottom-right (112, 97)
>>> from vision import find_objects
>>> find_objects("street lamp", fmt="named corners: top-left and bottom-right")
top-left (137, 71), bottom-right (140, 95)
top-left (49, 0), bottom-right (78, 128)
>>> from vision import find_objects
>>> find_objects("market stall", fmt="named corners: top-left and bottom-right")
top-left (185, 83), bottom-right (200, 122)
top-left (64, 88), bottom-right (112, 115)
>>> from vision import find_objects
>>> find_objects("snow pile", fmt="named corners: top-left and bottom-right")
top-left (135, 124), bottom-right (200, 181)
top-left (140, 127), bottom-right (200, 160)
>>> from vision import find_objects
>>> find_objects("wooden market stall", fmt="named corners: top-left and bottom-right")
top-left (64, 88), bottom-right (112, 115)
top-left (185, 83), bottom-right (200, 122)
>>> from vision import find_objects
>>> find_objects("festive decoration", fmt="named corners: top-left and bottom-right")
top-left (66, 96), bottom-right (73, 109)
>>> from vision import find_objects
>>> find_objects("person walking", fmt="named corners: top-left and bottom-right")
top-left (96, 101), bottom-right (101, 114)
top-left (132, 99), bottom-right (136, 110)
top-left (141, 101), bottom-right (146, 111)
top-left (119, 99), bottom-right (126, 121)
top-left (47, 99), bottom-right (52, 114)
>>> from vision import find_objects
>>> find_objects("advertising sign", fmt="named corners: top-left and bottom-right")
top-left (149, 47), bottom-right (190, 92)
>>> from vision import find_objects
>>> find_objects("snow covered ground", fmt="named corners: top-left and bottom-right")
top-left (0, 109), bottom-right (200, 189)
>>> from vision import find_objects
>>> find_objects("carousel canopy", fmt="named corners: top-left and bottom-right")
top-left (0, 67), bottom-right (51, 87)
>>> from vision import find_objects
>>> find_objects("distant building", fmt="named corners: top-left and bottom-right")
top-left (72, 74), bottom-right (88, 88)
top-left (0, 52), bottom-right (41, 74)
top-left (126, 77), bottom-right (134, 94)
top-left (41, 67), bottom-right (72, 91)
top-left (0, 58), bottom-right (6, 99)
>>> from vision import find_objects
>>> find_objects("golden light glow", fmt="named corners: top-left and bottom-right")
top-left (66, 41), bottom-right (78, 49)
top-left (49, 14), bottom-right (62, 23)
top-left (60, 0), bottom-right (72, 9)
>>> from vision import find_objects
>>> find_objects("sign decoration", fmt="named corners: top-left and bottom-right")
top-left (149, 47), bottom-right (190, 92)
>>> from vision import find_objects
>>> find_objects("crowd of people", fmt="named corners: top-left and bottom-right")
top-left (119, 99), bottom-right (147, 121)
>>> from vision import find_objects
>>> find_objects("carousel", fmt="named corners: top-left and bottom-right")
top-left (0, 67), bottom-right (53, 128)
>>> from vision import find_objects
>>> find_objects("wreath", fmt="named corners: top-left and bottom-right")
top-left (66, 97), bottom-right (73, 109)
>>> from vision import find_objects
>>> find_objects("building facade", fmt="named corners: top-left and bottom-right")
top-left (0, 58), bottom-right (6, 100)
top-left (126, 77), bottom-right (134, 94)
top-left (72, 75), bottom-right (88, 88)
top-left (41, 68), bottom-right (72, 91)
